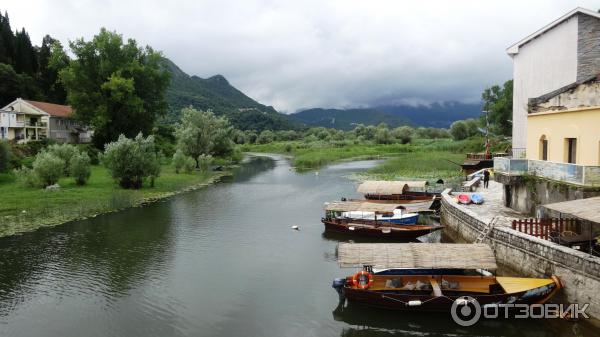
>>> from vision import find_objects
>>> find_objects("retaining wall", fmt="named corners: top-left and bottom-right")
top-left (441, 190), bottom-right (600, 319)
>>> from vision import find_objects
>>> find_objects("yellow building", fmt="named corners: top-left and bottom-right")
top-left (527, 77), bottom-right (600, 166)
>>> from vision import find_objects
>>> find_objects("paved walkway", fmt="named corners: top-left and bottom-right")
top-left (449, 180), bottom-right (526, 226)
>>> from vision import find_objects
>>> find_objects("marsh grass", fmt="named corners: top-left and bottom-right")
top-left (242, 138), bottom-right (480, 178)
top-left (0, 165), bottom-right (219, 237)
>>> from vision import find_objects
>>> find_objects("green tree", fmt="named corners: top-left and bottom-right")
top-left (47, 143), bottom-right (79, 176)
top-left (58, 28), bottom-right (170, 148)
top-left (32, 152), bottom-right (65, 187)
top-left (175, 107), bottom-right (233, 167)
top-left (392, 126), bottom-right (414, 144)
top-left (482, 80), bottom-right (513, 136)
top-left (14, 28), bottom-right (37, 75)
top-left (172, 149), bottom-right (187, 174)
top-left (450, 121), bottom-right (469, 141)
top-left (0, 11), bottom-right (15, 65)
top-left (70, 151), bottom-right (91, 185)
top-left (257, 130), bottom-right (275, 144)
top-left (39, 36), bottom-right (68, 103)
top-left (374, 127), bottom-right (392, 144)
top-left (103, 133), bottom-right (160, 189)
top-left (0, 63), bottom-right (42, 106)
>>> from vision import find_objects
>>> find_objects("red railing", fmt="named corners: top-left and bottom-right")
top-left (512, 218), bottom-right (578, 241)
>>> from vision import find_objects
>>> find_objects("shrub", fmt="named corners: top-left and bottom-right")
top-left (197, 154), bottom-right (213, 171)
top-left (392, 126), bottom-right (414, 144)
top-left (172, 149), bottom-right (187, 174)
top-left (374, 128), bottom-right (392, 144)
top-left (32, 152), bottom-right (65, 187)
top-left (284, 144), bottom-right (293, 152)
top-left (257, 130), bottom-right (275, 144)
top-left (70, 151), bottom-right (91, 185)
top-left (14, 167), bottom-right (41, 188)
top-left (102, 133), bottom-right (160, 189)
top-left (47, 143), bottom-right (79, 175)
top-left (183, 156), bottom-right (196, 173)
top-left (0, 141), bottom-right (11, 172)
top-left (78, 144), bottom-right (101, 165)
top-left (450, 121), bottom-right (469, 140)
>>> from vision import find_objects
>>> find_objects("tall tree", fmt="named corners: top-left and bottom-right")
top-left (0, 11), bottom-right (15, 65)
top-left (175, 107), bottom-right (234, 167)
top-left (14, 28), bottom-right (37, 75)
top-left (482, 80), bottom-right (513, 136)
top-left (59, 28), bottom-right (170, 148)
top-left (0, 63), bottom-right (42, 106)
top-left (39, 36), bottom-right (67, 103)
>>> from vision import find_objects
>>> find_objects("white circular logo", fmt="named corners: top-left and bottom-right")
top-left (451, 296), bottom-right (481, 327)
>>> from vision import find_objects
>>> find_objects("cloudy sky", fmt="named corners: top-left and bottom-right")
top-left (3, 0), bottom-right (598, 112)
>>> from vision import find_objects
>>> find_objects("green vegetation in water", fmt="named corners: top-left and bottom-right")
top-left (242, 137), bottom-right (488, 179)
top-left (0, 165), bottom-right (222, 237)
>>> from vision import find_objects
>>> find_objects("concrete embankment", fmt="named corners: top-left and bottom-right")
top-left (441, 189), bottom-right (600, 320)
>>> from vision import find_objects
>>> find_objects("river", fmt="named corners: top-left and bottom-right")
top-left (0, 155), bottom-right (594, 336)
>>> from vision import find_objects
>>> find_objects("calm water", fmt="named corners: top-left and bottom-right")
top-left (0, 155), bottom-right (595, 337)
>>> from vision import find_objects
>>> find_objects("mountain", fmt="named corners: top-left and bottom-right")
top-left (163, 58), bottom-right (297, 131)
top-left (376, 102), bottom-right (483, 128)
top-left (291, 102), bottom-right (482, 129)
top-left (289, 108), bottom-right (411, 130)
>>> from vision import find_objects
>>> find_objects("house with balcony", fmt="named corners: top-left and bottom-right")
top-left (495, 8), bottom-right (600, 214)
top-left (0, 98), bottom-right (92, 144)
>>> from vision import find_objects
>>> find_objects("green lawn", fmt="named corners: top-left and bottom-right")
top-left (0, 165), bottom-right (221, 237)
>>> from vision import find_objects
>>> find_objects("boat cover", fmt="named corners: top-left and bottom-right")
top-left (337, 243), bottom-right (497, 270)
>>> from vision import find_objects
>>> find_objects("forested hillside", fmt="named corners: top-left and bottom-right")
top-left (163, 59), bottom-right (297, 131)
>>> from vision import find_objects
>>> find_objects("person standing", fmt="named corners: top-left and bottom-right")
top-left (483, 169), bottom-right (490, 188)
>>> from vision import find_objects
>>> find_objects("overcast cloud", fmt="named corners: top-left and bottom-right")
top-left (3, 0), bottom-right (598, 112)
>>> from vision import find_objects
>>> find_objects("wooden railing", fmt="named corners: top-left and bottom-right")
top-left (512, 218), bottom-right (578, 241)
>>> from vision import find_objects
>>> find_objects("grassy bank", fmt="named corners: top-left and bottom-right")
top-left (242, 138), bottom-right (481, 180)
top-left (0, 166), bottom-right (224, 237)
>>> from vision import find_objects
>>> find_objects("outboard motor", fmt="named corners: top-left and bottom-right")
top-left (332, 278), bottom-right (346, 301)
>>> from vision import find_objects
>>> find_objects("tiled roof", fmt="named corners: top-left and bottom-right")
top-left (25, 100), bottom-right (73, 118)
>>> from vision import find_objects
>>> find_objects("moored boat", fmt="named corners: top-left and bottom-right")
top-left (357, 181), bottom-right (441, 203)
top-left (322, 201), bottom-right (443, 239)
top-left (332, 243), bottom-right (562, 312)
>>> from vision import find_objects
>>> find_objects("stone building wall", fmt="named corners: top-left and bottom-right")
top-left (441, 190), bottom-right (600, 319)
top-left (577, 13), bottom-right (600, 81)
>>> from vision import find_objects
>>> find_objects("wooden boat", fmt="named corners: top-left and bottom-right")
top-left (358, 181), bottom-right (440, 203)
top-left (471, 193), bottom-right (484, 205)
top-left (323, 201), bottom-right (443, 239)
top-left (332, 243), bottom-right (562, 312)
top-left (457, 194), bottom-right (471, 204)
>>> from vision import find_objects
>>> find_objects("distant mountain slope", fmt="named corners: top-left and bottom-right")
top-left (376, 102), bottom-right (482, 128)
top-left (163, 58), bottom-right (297, 131)
top-left (289, 108), bottom-right (411, 130)
top-left (291, 102), bottom-right (482, 129)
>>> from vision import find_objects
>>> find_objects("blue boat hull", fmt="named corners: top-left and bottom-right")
top-left (376, 214), bottom-right (419, 225)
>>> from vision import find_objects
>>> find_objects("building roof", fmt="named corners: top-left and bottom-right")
top-left (24, 100), bottom-right (73, 118)
top-left (507, 7), bottom-right (600, 55)
top-left (542, 197), bottom-right (600, 224)
top-left (324, 201), bottom-right (404, 213)
top-left (357, 181), bottom-right (428, 195)
top-left (337, 243), bottom-right (497, 270)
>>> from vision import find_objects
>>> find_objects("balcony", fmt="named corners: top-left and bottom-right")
top-left (494, 157), bottom-right (600, 186)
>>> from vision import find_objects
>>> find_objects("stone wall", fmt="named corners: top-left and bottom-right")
top-left (577, 13), bottom-right (600, 81)
top-left (494, 173), bottom-right (600, 215)
top-left (441, 190), bottom-right (600, 319)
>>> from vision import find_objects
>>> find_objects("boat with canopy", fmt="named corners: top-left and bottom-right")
top-left (332, 243), bottom-right (562, 311)
top-left (322, 202), bottom-right (442, 239)
top-left (357, 181), bottom-right (441, 203)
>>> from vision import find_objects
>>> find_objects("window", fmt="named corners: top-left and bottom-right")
top-left (539, 135), bottom-right (548, 161)
top-left (565, 138), bottom-right (577, 164)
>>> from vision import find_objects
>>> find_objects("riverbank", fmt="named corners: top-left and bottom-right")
top-left (0, 165), bottom-right (228, 237)
top-left (242, 140), bottom-right (469, 180)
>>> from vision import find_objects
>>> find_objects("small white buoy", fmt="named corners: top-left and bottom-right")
top-left (348, 226), bottom-right (355, 231)
top-left (291, 225), bottom-right (299, 230)
top-left (21, 210), bottom-right (26, 214)
top-left (408, 300), bottom-right (422, 307)
top-left (315, 171), bottom-right (319, 176)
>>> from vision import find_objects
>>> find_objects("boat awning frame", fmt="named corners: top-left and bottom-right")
top-left (337, 243), bottom-right (497, 270)
top-left (357, 180), bottom-right (429, 195)
top-left (324, 201), bottom-right (404, 213)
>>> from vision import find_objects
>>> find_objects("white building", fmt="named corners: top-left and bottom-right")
top-left (507, 7), bottom-right (600, 150)
top-left (0, 98), bottom-right (92, 144)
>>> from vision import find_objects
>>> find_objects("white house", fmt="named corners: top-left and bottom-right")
top-left (0, 98), bottom-right (92, 144)
top-left (507, 7), bottom-right (600, 150)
